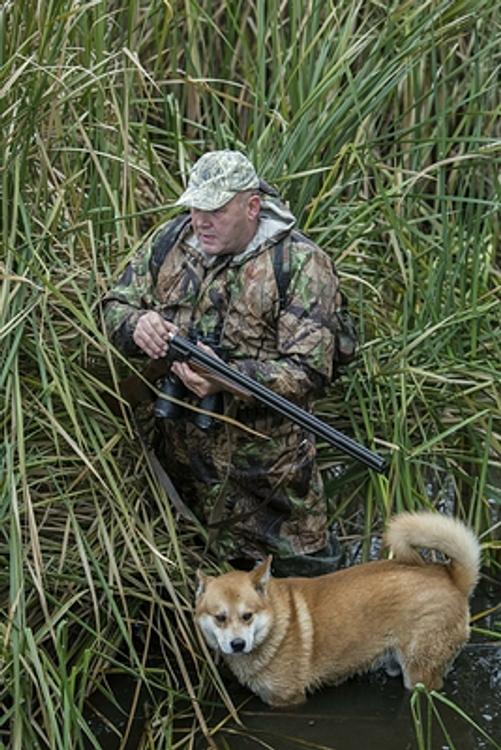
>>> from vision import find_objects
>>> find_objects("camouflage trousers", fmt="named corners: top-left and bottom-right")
top-left (154, 406), bottom-right (329, 563)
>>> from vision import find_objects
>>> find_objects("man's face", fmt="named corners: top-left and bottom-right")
top-left (191, 192), bottom-right (260, 255)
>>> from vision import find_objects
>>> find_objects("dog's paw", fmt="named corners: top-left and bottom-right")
top-left (267, 692), bottom-right (306, 708)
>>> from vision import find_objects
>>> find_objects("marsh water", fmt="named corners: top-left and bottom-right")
top-left (202, 640), bottom-right (500, 749)
top-left (84, 584), bottom-right (500, 750)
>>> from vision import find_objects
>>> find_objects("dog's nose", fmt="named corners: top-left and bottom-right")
top-left (230, 638), bottom-right (246, 653)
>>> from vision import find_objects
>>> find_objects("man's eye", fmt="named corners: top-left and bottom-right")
top-left (241, 612), bottom-right (253, 622)
top-left (214, 613), bottom-right (226, 624)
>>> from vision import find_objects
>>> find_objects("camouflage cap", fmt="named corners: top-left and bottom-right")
top-left (175, 150), bottom-right (260, 211)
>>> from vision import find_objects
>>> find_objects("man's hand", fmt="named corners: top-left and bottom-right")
top-left (133, 312), bottom-right (177, 359)
top-left (171, 341), bottom-right (221, 398)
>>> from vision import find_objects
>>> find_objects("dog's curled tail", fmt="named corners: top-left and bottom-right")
top-left (384, 512), bottom-right (481, 597)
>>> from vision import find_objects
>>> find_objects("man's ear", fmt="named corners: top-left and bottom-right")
top-left (195, 569), bottom-right (210, 599)
top-left (247, 193), bottom-right (261, 220)
top-left (251, 555), bottom-right (272, 595)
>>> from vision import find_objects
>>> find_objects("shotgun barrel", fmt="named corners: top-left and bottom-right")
top-left (168, 333), bottom-right (388, 474)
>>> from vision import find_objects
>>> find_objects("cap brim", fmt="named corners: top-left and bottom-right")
top-left (175, 187), bottom-right (237, 211)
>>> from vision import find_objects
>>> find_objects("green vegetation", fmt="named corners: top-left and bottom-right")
top-left (1, 0), bottom-right (499, 747)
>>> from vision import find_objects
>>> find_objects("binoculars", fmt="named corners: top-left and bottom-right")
top-left (154, 329), bottom-right (224, 431)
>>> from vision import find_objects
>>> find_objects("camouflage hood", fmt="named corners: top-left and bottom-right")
top-left (186, 197), bottom-right (296, 264)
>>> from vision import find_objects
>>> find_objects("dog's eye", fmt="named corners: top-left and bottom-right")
top-left (214, 613), bottom-right (226, 624)
top-left (241, 612), bottom-right (253, 622)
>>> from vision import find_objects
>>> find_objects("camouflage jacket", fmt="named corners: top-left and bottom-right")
top-left (102, 198), bottom-right (339, 407)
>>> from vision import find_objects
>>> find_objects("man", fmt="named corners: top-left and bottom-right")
top-left (103, 150), bottom-right (343, 574)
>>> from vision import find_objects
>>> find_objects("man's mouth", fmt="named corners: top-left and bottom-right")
top-left (199, 234), bottom-right (221, 252)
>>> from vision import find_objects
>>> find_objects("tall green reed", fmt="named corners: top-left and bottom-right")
top-left (411, 684), bottom-right (501, 750)
top-left (1, 0), bottom-right (499, 747)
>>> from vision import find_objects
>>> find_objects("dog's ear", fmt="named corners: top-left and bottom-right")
top-left (195, 569), bottom-right (209, 599)
top-left (251, 555), bottom-right (272, 595)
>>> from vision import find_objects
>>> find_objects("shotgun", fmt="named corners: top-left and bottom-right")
top-left (164, 333), bottom-right (388, 474)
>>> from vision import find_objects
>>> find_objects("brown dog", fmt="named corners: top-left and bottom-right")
top-left (195, 512), bottom-right (480, 706)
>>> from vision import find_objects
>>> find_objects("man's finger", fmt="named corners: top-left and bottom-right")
top-left (133, 312), bottom-right (177, 358)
